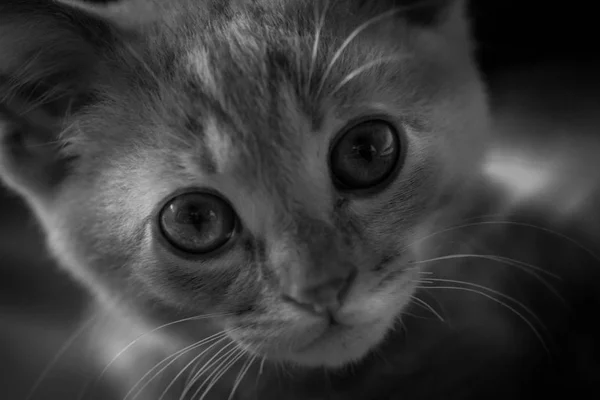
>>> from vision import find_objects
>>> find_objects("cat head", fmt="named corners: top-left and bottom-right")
top-left (0, 0), bottom-right (489, 368)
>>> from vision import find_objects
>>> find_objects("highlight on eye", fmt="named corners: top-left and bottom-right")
top-left (158, 191), bottom-right (238, 254)
top-left (329, 119), bottom-right (403, 191)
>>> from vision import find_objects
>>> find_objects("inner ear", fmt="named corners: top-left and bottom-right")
top-left (0, 0), bottom-right (116, 200)
top-left (0, 99), bottom-right (74, 197)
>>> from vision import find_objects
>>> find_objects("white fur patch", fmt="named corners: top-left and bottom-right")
top-left (187, 47), bottom-right (219, 97)
top-left (204, 117), bottom-right (235, 173)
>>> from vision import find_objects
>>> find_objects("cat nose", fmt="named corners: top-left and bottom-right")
top-left (281, 269), bottom-right (357, 316)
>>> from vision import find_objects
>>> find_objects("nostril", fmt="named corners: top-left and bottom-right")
top-left (281, 293), bottom-right (330, 315)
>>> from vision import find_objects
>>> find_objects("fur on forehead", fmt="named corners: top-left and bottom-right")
top-left (0, 0), bottom-right (468, 207)
top-left (55, 0), bottom-right (463, 29)
top-left (125, 1), bottom-right (462, 189)
top-left (59, 0), bottom-right (468, 204)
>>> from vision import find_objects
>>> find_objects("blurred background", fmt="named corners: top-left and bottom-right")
top-left (1, 0), bottom-right (600, 399)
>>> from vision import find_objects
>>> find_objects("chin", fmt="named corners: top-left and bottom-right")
top-left (233, 319), bottom-right (394, 369)
top-left (283, 319), bottom-right (393, 368)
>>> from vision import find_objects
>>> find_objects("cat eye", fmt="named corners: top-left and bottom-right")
top-left (329, 119), bottom-right (402, 191)
top-left (158, 192), bottom-right (238, 254)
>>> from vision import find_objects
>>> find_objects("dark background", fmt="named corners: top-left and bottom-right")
top-left (470, 0), bottom-right (598, 73)
top-left (1, 0), bottom-right (599, 399)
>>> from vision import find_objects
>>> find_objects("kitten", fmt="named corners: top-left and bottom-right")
top-left (1, 0), bottom-right (598, 399)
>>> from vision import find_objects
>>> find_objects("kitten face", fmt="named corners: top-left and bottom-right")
top-left (0, 0), bottom-right (488, 368)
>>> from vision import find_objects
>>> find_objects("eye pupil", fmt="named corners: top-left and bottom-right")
top-left (330, 119), bottom-right (402, 190)
top-left (353, 142), bottom-right (376, 162)
top-left (159, 193), bottom-right (237, 254)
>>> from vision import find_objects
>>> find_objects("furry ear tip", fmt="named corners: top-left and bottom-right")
top-left (55, 0), bottom-right (159, 30)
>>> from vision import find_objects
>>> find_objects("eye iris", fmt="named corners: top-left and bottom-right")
top-left (160, 193), bottom-right (236, 254)
top-left (331, 120), bottom-right (401, 189)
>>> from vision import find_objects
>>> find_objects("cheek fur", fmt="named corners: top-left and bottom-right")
top-left (140, 245), bottom-right (264, 314)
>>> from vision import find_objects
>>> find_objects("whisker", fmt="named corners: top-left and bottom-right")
top-left (401, 219), bottom-right (600, 266)
top-left (184, 353), bottom-right (205, 392)
top-left (199, 346), bottom-right (247, 400)
top-left (461, 220), bottom-right (600, 264)
top-left (410, 253), bottom-right (565, 303)
top-left (308, 0), bottom-right (331, 94)
top-left (331, 55), bottom-right (407, 96)
top-left (79, 312), bottom-right (230, 400)
top-left (313, 0), bottom-right (442, 99)
top-left (254, 355), bottom-right (266, 392)
top-left (191, 342), bottom-right (241, 399)
top-left (409, 295), bottom-right (445, 322)
top-left (180, 338), bottom-right (240, 400)
top-left (228, 353), bottom-right (257, 400)
top-left (259, 357), bottom-right (266, 375)
top-left (124, 330), bottom-right (229, 400)
top-left (161, 332), bottom-right (239, 400)
top-left (417, 279), bottom-right (550, 354)
top-left (396, 318), bottom-right (408, 336)
top-left (194, 344), bottom-right (241, 395)
top-left (316, 8), bottom-right (401, 98)
top-left (421, 277), bottom-right (547, 329)
top-left (25, 310), bottom-right (106, 400)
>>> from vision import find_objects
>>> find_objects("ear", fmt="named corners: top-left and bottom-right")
top-left (57, 0), bottom-right (161, 30)
top-left (357, 0), bottom-right (466, 27)
top-left (0, 0), bottom-right (142, 202)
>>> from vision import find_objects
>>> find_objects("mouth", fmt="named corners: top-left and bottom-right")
top-left (291, 318), bottom-right (347, 351)
top-left (228, 271), bottom-right (419, 368)
top-left (233, 312), bottom-right (390, 369)
top-left (290, 319), bottom-right (390, 368)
